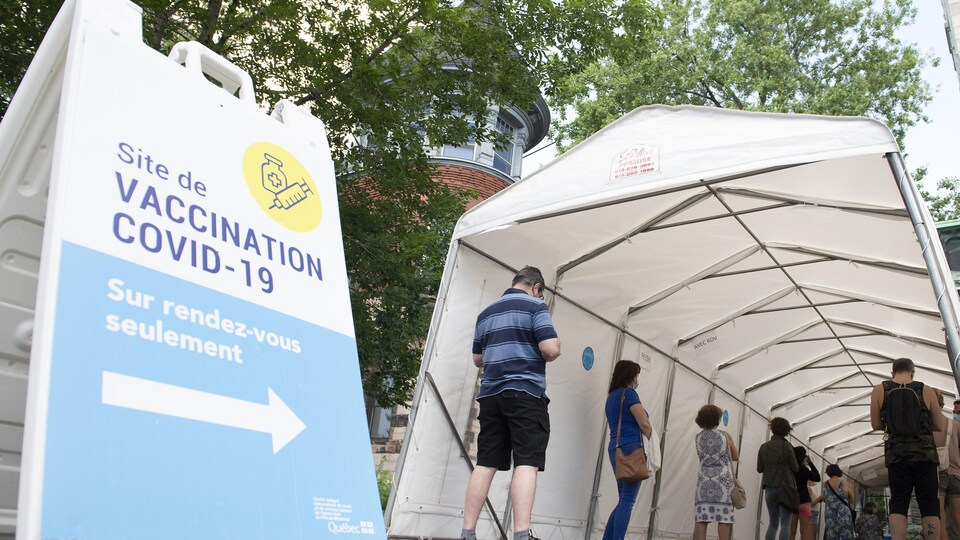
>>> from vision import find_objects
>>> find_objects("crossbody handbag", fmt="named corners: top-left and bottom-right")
top-left (776, 443), bottom-right (800, 512)
top-left (614, 388), bottom-right (650, 481)
top-left (724, 433), bottom-right (746, 509)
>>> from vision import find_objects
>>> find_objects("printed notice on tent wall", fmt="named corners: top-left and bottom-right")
top-left (26, 3), bottom-right (383, 539)
top-left (610, 144), bottom-right (660, 183)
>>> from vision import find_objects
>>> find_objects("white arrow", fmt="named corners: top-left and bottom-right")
top-left (101, 371), bottom-right (306, 454)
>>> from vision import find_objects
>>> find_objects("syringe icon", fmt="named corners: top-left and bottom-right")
top-left (268, 180), bottom-right (313, 210)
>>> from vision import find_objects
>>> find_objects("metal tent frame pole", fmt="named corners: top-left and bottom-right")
top-left (888, 152), bottom-right (960, 389)
top-left (583, 328), bottom-right (628, 540)
top-left (646, 359), bottom-right (678, 540)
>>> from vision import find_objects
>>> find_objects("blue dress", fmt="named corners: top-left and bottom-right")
top-left (695, 429), bottom-right (735, 523)
top-left (824, 480), bottom-right (855, 540)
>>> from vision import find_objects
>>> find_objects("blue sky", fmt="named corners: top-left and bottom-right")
top-left (523, 0), bottom-right (960, 184)
top-left (900, 0), bottom-right (960, 184)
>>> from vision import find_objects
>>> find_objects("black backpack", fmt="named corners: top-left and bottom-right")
top-left (882, 381), bottom-right (924, 436)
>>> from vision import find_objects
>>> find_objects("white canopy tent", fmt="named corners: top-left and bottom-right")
top-left (386, 105), bottom-right (960, 540)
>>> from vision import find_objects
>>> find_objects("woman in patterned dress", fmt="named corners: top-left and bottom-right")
top-left (821, 464), bottom-right (856, 540)
top-left (694, 404), bottom-right (740, 540)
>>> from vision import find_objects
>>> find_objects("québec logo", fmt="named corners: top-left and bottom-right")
top-left (327, 521), bottom-right (376, 535)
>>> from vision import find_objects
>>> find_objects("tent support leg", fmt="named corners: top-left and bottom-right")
top-left (729, 396), bottom-right (748, 539)
top-left (425, 372), bottom-right (509, 540)
top-left (887, 153), bottom-right (960, 390)
top-left (584, 329), bottom-right (627, 540)
top-left (646, 358), bottom-right (678, 540)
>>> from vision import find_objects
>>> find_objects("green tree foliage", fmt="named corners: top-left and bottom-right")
top-left (918, 166), bottom-right (960, 221)
top-left (1, 0), bottom-right (648, 406)
top-left (550, 0), bottom-right (935, 151)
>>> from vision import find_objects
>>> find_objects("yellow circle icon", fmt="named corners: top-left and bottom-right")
top-left (243, 142), bottom-right (322, 232)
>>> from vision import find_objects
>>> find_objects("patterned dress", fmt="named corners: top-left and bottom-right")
top-left (854, 512), bottom-right (882, 540)
top-left (824, 480), bottom-right (855, 540)
top-left (695, 429), bottom-right (735, 523)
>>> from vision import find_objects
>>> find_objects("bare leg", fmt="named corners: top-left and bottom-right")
top-left (464, 466), bottom-right (497, 529)
top-left (890, 514), bottom-right (907, 540)
top-left (798, 515), bottom-right (811, 540)
top-left (942, 496), bottom-right (950, 540)
top-left (510, 465), bottom-right (539, 531)
top-left (693, 522), bottom-right (708, 540)
top-left (718, 522), bottom-right (733, 540)
top-left (788, 514), bottom-right (798, 540)
top-left (921, 515), bottom-right (941, 540)
top-left (949, 496), bottom-right (960, 538)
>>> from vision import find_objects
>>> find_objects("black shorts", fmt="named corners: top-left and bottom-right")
top-left (476, 390), bottom-right (550, 471)
top-left (888, 460), bottom-right (939, 517)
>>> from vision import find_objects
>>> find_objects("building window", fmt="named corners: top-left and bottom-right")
top-left (443, 141), bottom-right (475, 160)
top-left (493, 115), bottom-right (516, 175)
top-left (366, 395), bottom-right (393, 441)
top-left (442, 111), bottom-right (476, 160)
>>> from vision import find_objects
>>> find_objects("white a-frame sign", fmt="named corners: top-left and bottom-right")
top-left (0, 0), bottom-right (384, 537)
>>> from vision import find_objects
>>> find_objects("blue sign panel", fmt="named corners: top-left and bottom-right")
top-left (40, 244), bottom-right (382, 538)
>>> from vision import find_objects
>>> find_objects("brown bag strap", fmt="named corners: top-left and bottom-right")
top-left (615, 388), bottom-right (626, 449)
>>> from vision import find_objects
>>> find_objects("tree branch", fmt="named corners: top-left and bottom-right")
top-left (295, 6), bottom-right (424, 106)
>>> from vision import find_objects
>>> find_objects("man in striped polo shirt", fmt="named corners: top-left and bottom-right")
top-left (461, 266), bottom-right (561, 540)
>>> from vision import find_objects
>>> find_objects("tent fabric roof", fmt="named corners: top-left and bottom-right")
top-left (387, 105), bottom-right (960, 540)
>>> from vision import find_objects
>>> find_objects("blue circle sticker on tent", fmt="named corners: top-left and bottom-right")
top-left (723, 410), bottom-right (730, 426)
top-left (582, 347), bottom-right (595, 371)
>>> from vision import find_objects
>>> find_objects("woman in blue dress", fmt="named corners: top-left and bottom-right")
top-left (603, 360), bottom-right (653, 540)
top-left (821, 464), bottom-right (856, 540)
top-left (694, 404), bottom-right (740, 540)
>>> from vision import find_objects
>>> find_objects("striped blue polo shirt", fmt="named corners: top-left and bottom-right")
top-left (473, 288), bottom-right (558, 399)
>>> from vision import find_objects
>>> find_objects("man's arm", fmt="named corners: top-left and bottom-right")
top-left (925, 385), bottom-right (946, 432)
top-left (473, 353), bottom-right (483, 368)
top-left (870, 383), bottom-right (884, 430)
top-left (539, 338), bottom-right (560, 362)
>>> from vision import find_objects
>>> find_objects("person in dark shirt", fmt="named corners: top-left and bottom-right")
top-left (789, 446), bottom-right (822, 540)
top-left (870, 357), bottom-right (945, 540)
top-left (758, 417), bottom-right (799, 540)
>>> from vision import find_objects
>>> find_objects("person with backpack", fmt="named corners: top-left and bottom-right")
top-left (870, 357), bottom-right (945, 540)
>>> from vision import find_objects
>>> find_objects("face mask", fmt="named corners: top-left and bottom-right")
top-left (633, 381), bottom-right (640, 390)
top-left (954, 414), bottom-right (960, 422)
